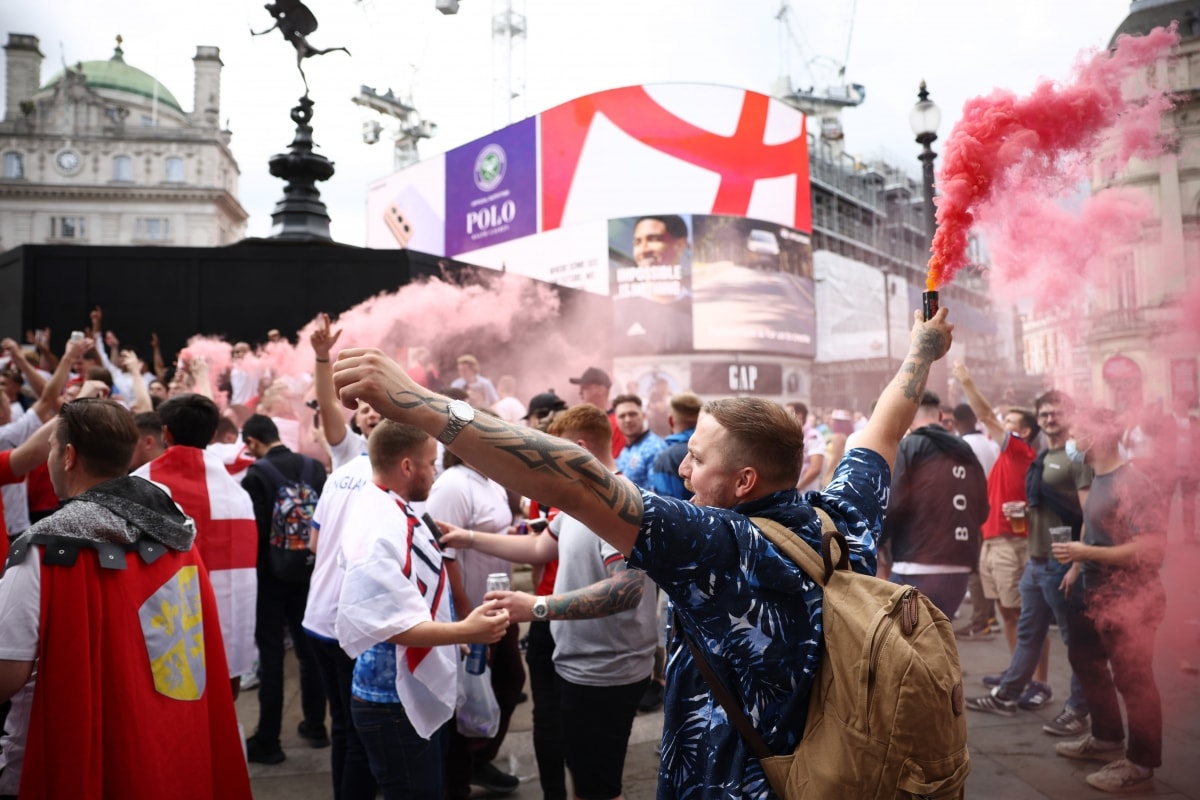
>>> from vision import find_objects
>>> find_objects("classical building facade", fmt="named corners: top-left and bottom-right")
top-left (1084, 0), bottom-right (1200, 410)
top-left (1021, 2), bottom-right (1200, 411)
top-left (0, 34), bottom-right (247, 251)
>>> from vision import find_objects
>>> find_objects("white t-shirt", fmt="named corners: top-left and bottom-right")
top-left (492, 396), bottom-right (527, 424)
top-left (302, 454), bottom-right (374, 641)
top-left (797, 427), bottom-right (827, 493)
top-left (328, 429), bottom-right (369, 472)
top-left (962, 431), bottom-right (1000, 478)
top-left (0, 544), bottom-right (41, 793)
top-left (425, 465), bottom-right (513, 608)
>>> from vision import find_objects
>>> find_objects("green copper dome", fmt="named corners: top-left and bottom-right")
top-left (41, 42), bottom-right (184, 114)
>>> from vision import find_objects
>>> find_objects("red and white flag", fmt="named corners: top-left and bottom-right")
top-left (134, 446), bottom-right (258, 678)
top-left (337, 484), bottom-right (456, 739)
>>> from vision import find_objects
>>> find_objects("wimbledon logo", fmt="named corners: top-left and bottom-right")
top-left (473, 143), bottom-right (507, 192)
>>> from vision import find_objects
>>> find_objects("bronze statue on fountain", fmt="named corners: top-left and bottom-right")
top-left (252, 0), bottom-right (348, 241)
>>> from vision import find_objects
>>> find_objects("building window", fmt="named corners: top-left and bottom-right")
top-left (1113, 253), bottom-right (1137, 310)
top-left (3, 152), bottom-right (23, 179)
top-left (50, 216), bottom-right (87, 240)
top-left (113, 155), bottom-right (133, 182)
top-left (165, 156), bottom-right (184, 183)
top-left (135, 217), bottom-right (171, 241)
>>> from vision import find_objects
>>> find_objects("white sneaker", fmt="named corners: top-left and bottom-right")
top-left (1086, 759), bottom-right (1154, 794)
top-left (1055, 734), bottom-right (1124, 763)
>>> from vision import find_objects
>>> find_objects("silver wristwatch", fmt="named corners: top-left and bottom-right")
top-left (531, 596), bottom-right (549, 620)
top-left (438, 399), bottom-right (476, 445)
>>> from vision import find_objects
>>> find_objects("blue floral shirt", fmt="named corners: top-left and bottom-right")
top-left (627, 448), bottom-right (888, 800)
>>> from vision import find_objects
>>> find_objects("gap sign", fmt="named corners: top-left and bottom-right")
top-left (691, 362), bottom-right (783, 395)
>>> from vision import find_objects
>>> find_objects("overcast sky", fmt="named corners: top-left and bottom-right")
top-left (4, 0), bottom-right (1135, 245)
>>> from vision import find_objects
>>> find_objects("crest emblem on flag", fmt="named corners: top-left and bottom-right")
top-left (139, 566), bottom-right (207, 700)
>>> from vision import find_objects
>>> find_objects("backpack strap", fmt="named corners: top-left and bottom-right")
top-left (680, 509), bottom-right (846, 795)
top-left (751, 510), bottom-right (848, 585)
top-left (298, 458), bottom-right (315, 489)
top-left (250, 456), bottom-right (287, 489)
top-left (681, 628), bottom-right (774, 763)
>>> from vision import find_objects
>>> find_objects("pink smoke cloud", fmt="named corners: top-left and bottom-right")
top-left (180, 270), bottom-right (613, 420)
top-left (927, 24), bottom-right (1180, 290)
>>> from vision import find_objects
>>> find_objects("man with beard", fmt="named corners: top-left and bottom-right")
top-left (335, 421), bottom-right (509, 800)
top-left (966, 390), bottom-right (1093, 737)
top-left (330, 308), bottom-right (955, 800)
top-left (0, 399), bottom-right (250, 798)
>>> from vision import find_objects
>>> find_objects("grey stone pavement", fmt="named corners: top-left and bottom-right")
top-left (244, 527), bottom-right (1200, 799)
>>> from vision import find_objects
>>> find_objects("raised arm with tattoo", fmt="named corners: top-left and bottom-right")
top-left (332, 307), bottom-right (952, 553)
top-left (853, 307), bottom-right (954, 469)
top-left (333, 352), bottom-right (644, 554)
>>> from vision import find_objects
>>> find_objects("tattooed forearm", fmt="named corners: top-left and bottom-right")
top-left (894, 359), bottom-right (931, 402)
top-left (892, 328), bottom-right (945, 401)
top-left (470, 415), bottom-right (643, 526)
top-left (384, 388), bottom-right (446, 412)
top-left (546, 566), bottom-right (644, 620)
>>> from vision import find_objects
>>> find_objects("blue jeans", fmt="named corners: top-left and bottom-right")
top-left (997, 558), bottom-right (1088, 713)
top-left (890, 571), bottom-right (970, 620)
top-left (351, 698), bottom-right (449, 800)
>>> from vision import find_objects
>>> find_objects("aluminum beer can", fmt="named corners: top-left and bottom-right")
top-left (486, 572), bottom-right (511, 593)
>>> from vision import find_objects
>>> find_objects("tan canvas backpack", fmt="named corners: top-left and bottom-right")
top-left (685, 512), bottom-right (969, 799)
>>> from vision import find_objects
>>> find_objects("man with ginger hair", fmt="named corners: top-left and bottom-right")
top-left (439, 404), bottom-right (657, 800)
top-left (331, 307), bottom-right (956, 800)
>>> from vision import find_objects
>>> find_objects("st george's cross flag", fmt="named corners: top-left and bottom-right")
top-left (336, 483), bottom-right (456, 739)
top-left (134, 445), bottom-right (258, 678)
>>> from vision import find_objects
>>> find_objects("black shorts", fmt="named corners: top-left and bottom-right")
top-left (556, 674), bottom-right (649, 800)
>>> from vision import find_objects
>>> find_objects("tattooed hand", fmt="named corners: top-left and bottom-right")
top-left (908, 307), bottom-right (953, 362)
top-left (333, 347), bottom-right (430, 414)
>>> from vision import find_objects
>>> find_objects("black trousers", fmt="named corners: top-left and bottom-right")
top-left (526, 620), bottom-right (566, 800)
top-left (254, 573), bottom-right (327, 743)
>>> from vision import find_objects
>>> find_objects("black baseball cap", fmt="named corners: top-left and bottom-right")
top-left (568, 367), bottom-right (611, 387)
top-left (525, 391), bottom-right (568, 420)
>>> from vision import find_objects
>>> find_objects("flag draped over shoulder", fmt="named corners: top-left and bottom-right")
top-left (337, 484), bottom-right (457, 739)
top-left (135, 446), bottom-right (258, 677)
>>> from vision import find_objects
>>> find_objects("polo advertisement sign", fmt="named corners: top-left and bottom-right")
top-left (444, 116), bottom-right (538, 257)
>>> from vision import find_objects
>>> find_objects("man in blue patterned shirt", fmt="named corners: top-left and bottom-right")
top-left (331, 307), bottom-right (954, 800)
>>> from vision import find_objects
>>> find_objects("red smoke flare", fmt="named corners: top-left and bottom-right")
top-left (926, 25), bottom-right (1179, 290)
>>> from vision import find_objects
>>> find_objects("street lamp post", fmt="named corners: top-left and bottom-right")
top-left (909, 80), bottom-right (941, 250)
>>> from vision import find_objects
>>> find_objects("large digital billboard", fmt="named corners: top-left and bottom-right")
top-left (364, 83), bottom-right (815, 361)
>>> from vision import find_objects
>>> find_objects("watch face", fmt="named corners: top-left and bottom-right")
top-left (448, 399), bottom-right (476, 423)
top-left (55, 149), bottom-right (81, 174)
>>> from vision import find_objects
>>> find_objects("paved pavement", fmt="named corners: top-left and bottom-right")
top-left (244, 533), bottom-right (1200, 799)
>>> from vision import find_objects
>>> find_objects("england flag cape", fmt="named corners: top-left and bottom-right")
top-left (134, 446), bottom-right (258, 677)
top-left (336, 483), bottom-right (457, 739)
